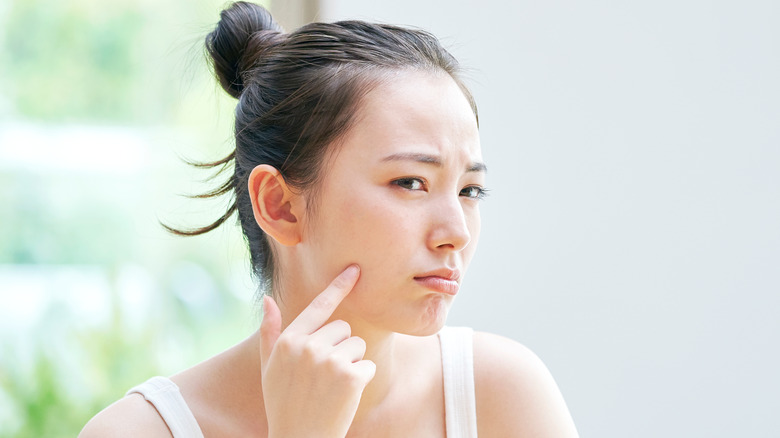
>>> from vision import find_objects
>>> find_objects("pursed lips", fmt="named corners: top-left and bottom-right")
top-left (413, 268), bottom-right (460, 295)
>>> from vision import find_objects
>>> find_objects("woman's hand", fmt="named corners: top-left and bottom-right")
top-left (259, 265), bottom-right (376, 438)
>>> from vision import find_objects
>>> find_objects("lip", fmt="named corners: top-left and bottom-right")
top-left (414, 268), bottom-right (461, 296)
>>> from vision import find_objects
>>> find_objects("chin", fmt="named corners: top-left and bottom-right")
top-left (402, 322), bottom-right (447, 337)
top-left (396, 294), bottom-right (452, 337)
top-left (346, 289), bottom-right (455, 337)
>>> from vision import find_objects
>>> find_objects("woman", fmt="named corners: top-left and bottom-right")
top-left (80, 2), bottom-right (578, 436)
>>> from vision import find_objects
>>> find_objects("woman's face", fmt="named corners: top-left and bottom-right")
top-left (293, 70), bottom-right (484, 336)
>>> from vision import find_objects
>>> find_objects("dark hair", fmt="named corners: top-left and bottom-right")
top-left (168, 1), bottom-right (478, 294)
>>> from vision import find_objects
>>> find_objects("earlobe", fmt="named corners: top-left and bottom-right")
top-left (248, 165), bottom-right (302, 246)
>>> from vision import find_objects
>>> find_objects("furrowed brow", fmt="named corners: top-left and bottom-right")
top-left (468, 162), bottom-right (488, 173)
top-left (381, 153), bottom-right (442, 166)
top-left (381, 153), bottom-right (487, 173)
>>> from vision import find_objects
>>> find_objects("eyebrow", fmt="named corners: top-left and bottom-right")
top-left (380, 152), bottom-right (487, 173)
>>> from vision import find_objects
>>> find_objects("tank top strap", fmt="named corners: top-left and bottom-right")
top-left (126, 376), bottom-right (204, 438)
top-left (438, 326), bottom-right (479, 438)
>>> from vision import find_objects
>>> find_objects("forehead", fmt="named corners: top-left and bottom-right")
top-left (337, 70), bottom-right (482, 163)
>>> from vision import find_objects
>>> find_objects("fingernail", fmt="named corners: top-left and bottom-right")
top-left (346, 264), bottom-right (360, 276)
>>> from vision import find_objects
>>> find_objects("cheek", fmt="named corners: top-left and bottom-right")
top-left (345, 196), bottom-right (414, 264)
top-left (463, 208), bottom-right (482, 262)
top-left (313, 190), bottom-right (414, 273)
top-left (321, 196), bottom-right (416, 307)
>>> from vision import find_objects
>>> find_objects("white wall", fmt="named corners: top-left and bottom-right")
top-left (320, 1), bottom-right (780, 436)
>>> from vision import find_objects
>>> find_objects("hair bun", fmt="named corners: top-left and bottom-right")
top-left (205, 1), bottom-right (283, 98)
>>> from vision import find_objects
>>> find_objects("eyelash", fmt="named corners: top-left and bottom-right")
top-left (461, 185), bottom-right (490, 200)
top-left (391, 178), bottom-right (489, 200)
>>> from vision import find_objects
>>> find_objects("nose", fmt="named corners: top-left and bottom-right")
top-left (427, 195), bottom-right (472, 252)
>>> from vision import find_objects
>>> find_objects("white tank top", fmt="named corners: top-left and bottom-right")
top-left (127, 326), bottom-right (478, 437)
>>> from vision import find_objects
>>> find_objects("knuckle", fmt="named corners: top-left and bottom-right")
top-left (333, 319), bottom-right (351, 335)
top-left (276, 334), bottom-right (302, 355)
top-left (275, 335), bottom-right (293, 351)
top-left (325, 356), bottom-right (353, 380)
top-left (302, 338), bottom-right (320, 359)
top-left (352, 336), bottom-right (366, 350)
top-left (343, 370), bottom-right (365, 389)
top-left (325, 354), bottom-right (343, 371)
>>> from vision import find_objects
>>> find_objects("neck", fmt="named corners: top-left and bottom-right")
top-left (341, 317), bottom-right (399, 423)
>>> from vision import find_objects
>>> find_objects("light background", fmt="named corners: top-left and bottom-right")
top-left (319, 0), bottom-right (780, 436)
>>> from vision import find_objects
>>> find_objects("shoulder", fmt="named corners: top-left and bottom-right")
top-left (79, 393), bottom-right (173, 438)
top-left (472, 331), bottom-right (579, 438)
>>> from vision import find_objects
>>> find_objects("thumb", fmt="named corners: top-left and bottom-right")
top-left (259, 295), bottom-right (282, 369)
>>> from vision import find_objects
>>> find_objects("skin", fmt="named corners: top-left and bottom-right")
top-left (79, 70), bottom-right (579, 437)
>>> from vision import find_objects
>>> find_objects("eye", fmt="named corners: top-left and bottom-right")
top-left (460, 185), bottom-right (489, 200)
top-left (392, 177), bottom-right (426, 191)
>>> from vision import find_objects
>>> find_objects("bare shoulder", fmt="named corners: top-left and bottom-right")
top-left (79, 393), bottom-right (172, 438)
top-left (472, 331), bottom-right (579, 438)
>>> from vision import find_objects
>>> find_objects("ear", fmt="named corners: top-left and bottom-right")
top-left (248, 164), bottom-right (302, 246)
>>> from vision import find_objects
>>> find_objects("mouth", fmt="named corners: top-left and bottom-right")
top-left (413, 268), bottom-right (461, 296)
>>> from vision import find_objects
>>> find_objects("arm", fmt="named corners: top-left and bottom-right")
top-left (473, 332), bottom-right (579, 438)
top-left (78, 394), bottom-right (173, 438)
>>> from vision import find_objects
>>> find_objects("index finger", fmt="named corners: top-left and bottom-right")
top-left (286, 265), bottom-right (360, 334)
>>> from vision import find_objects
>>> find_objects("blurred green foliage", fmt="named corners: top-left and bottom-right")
top-left (0, 0), bottom-right (269, 436)
top-left (4, 0), bottom-right (148, 121)
top-left (1, 323), bottom-right (161, 437)
top-left (4, 0), bottom-right (169, 123)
